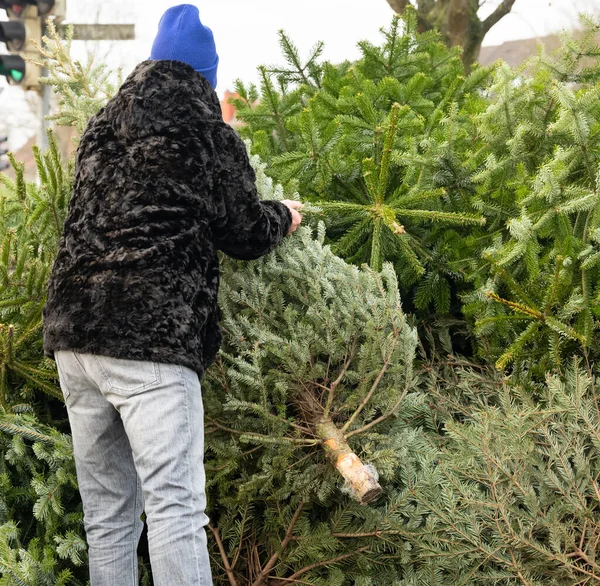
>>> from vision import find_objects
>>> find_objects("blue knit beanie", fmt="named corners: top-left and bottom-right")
top-left (150, 4), bottom-right (219, 89)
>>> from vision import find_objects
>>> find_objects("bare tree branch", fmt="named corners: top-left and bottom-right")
top-left (385, 0), bottom-right (436, 33)
top-left (385, 0), bottom-right (412, 13)
top-left (346, 374), bottom-right (411, 439)
top-left (482, 0), bottom-right (518, 34)
top-left (208, 524), bottom-right (239, 586)
top-left (342, 360), bottom-right (391, 433)
top-left (273, 547), bottom-right (371, 585)
top-left (250, 501), bottom-right (305, 586)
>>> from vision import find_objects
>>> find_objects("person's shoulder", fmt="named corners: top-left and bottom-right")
top-left (85, 60), bottom-right (225, 143)
top-left (132, 60), bottom-right (222, 117)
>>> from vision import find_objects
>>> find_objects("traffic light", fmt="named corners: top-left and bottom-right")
top-left (0, 135), bottom-right (9, 172)
top-left (0, 1), bottom-right (58, 18)
top-left (0, 4), bottom-right (40, 89)
top-left (0, 1), bottom-right (66, 90)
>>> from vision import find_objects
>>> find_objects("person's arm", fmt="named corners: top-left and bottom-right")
top-left (211, 128), bottom-right (301, 260)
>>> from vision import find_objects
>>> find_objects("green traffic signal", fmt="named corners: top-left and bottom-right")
top-left (0, 1), bottom-right (47, 90)
top-left (0, 66), bottom-right (24, 82)
top-left (8, 69), bottom-right (23, 82)
top-left (0, 54), bottom-right (25, 83)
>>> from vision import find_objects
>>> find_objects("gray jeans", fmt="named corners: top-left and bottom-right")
top-left (55, 351), bottom-right (213, 586)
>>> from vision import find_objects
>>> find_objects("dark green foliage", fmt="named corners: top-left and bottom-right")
top-left (0, 139), bottom-right (70, 406)
top-left (233, 13), bottom-right (491, 327)
top-left (235, 11), bottom-right (600, 373)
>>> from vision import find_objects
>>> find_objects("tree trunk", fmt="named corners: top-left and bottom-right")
top-left (385, 0), bottom-right (410, 13)
top-left (296, 389), bottom-right (383, 504)
top-left (462, 35), bottom-right (484, 70)
top-left (317, 419), bottom-right (382, 504)
top-left (446, 0), bottom-right (470, 49)
top-left (446, 0), bottom-right (482, 70)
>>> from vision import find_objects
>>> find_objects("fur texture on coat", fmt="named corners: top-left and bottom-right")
top-left (43, 60), bottom-right (292, 376)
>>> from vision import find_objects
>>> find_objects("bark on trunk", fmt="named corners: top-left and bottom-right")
top-left (446, 0), bottom-right (470, 49)
top-left (462, 36), bottom-right (484, 71)
top-left (385, 0), bottom-right (410, 13)
top-left (317, 420), bottom-right (383, 504)
top-left (445, 0), bottom-right (483, 71)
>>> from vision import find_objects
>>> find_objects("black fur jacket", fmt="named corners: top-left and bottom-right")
top-left (43, 60), bottom-right (292, 376)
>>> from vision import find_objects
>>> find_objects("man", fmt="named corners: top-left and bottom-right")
top-left (42, 5), bottom-right (302, 585)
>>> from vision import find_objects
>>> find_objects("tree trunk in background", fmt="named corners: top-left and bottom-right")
top-left (446, 0), bottom-right (472, 49)
top-left (385, 0), bottom-right (410, 13)
top-left (446, 0), bottom-right (481, 70)
top-left (385, 0), bottom-right (518, 70)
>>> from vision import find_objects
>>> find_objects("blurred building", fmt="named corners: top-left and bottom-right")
top-left (220, 90), bottom-right (241, 127)
top-left (479, 33), bottom-right (563, 68)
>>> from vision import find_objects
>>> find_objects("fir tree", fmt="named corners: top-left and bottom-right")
top-left (200, 153), bottom-right (432, 584)
top-left (410, 357), bottom-right (600, 585)
top-left (464, 15), bottom-right (600, 375)
top-left (235, 10), bottom-right (600, 372)
top-left (232, 12), bottom-right (492, 349)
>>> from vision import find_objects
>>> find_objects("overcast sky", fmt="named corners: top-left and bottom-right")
top-left (67, 0), bottom-right (597, 92)
top-left (1, 0), bottom-right (598, 149)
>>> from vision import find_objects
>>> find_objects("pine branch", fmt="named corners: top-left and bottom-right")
top-left (377, 104), bottom-right (402, 204)
top-left (324, 339), bottom-right (357, 418)
top-left (0, 419), bottom-right (55, 444)
top-left (275, 31), bottom-right (312, 87)
top-left (396, 208), bottom-right (486, 225)
top-left (370, 218), bottom-right (383, 270)
top-left (346, 375), bottom-right (412, 438)
top-left (342, 359), bottom-right (393, 433)
top-left (258, 66), bottom-right (290, 152)
top-left (486, 292), bottom-right (543, 320)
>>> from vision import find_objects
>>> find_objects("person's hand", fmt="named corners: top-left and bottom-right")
top-left (282, 200), bottom-right (303, 234)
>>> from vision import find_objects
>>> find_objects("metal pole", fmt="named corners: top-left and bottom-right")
top-left (38, 16), bottom-right (50, 151)
top-left (38, 64), bottom-right (50, 151)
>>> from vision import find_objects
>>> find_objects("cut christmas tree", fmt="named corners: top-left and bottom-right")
top-left (2, 11), bottom-right (600, 586)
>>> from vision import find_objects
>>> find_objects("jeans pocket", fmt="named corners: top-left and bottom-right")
top-left (54, 352), bottom-right (72, 401)
top-left (95, 355), bottom-right (161, 396)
